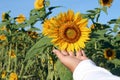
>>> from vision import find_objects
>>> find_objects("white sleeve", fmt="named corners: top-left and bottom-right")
top-left (73, 59), bottom-right (120, 80)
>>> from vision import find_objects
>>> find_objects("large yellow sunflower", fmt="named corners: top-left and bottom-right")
top-left (104, 48), bottom-right (115, 60)
top-left (42, 10), bottom-right (91, 52)
top-left (99, 0), bottom-right (113, 7)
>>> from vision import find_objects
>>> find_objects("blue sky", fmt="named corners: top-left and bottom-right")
top-left (0, 0), bottom-right (120, 26)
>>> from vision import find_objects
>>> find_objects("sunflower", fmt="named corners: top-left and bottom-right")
top-left (9, 73), bottom-right (18, 80)
top-left (8, 50), bottom-right (16, 58)
top-left (2, 12), bottom-right (6, 21)
top-left (1, 71), bottom-right (6, 78)
top-left (104, 48), bottom-right (115, 60)
top-left (99, 0), bottom-right (113, 7)
top-left (16, 14), bottom-right (26, 23)
top-left (0, 26), bottom-right (6, 31)
top-left (48, 56), bottom-right (53, 65)
top-left (27, 31), bottom-right (38, 39)
top-left (0, 34), bottom-right (7, 41)
top-left (34, 0), bottom-right (44, 10)
top-left (42, 10), bottom-right (91, 52)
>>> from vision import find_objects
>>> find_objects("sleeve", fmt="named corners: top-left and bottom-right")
top-left (73, 59), bottom-right (120, 80)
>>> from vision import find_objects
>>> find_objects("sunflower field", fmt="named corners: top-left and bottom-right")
top-left (0, 0), bottom-right (120, 80)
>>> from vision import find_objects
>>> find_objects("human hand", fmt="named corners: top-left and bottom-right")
top-left (52, 49), bottom-right (88, 72)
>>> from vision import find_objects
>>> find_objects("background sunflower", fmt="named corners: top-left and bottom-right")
top-left (99, 0), bottom-right (113, 7)
top-left (104, 48), bottom-right (115, 60)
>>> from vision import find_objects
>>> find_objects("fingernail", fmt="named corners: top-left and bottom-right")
top-left (52, 49), bottom-right (57, 53)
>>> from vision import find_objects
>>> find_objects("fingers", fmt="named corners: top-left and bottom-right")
top-left (61, 50), bottom-right (69, 56)
top-left (62, 50), bottom-right (74, 56)
top-left (76, 50), bottom-right (82, 58)
top-left (53, 49), bottom-right (64, 60)
top-left (76, 50), bottom-right (87, 60)
top-left (53, 49), bottom-right (73, 58)
top-left (53, 49), bottom-right (87, 61)
top-left (76, 50), bottom-right (86, 57)
top-left (81, 50), bottom-right (86, 57)
top-left (68, 51), bottom-right (74, 56)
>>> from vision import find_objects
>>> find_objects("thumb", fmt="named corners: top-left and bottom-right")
top-left (53, 49), bottom-right (64, 60)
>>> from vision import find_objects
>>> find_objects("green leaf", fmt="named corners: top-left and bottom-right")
top-left (101, 7), bottom-right (108, 15)
top-left (111, 67), bottom-right (120, 76)
top-left (48, 6), bottom-right (61, 11)
top-left (95, 29), bottom-right (107, 38)
top-left (95, 8), bottom-right (101, 13)
top-left (30, 9), bottom-right (38, 16)
top-left (28, 27), bottom-right (40, 31)
top-left (27, 15), bottom-right (38, 25)
top-left (110, 59), bottom-right (120, 66)
top-left (87, 10), bottom-right (96, 13)
top-left (113, 24), bottom-right (119, 32)
top-left (0, 21), bottom-right (10, 27)
top-left (116, 18), bottom-right (120, 24)
top-left (39, 10), bottom-right (46, 18)
top-left (45, 0), bottom-right (50, 7)
top-left (24, 36), bottom-right (52, 62)
top-left (55, 60), bottom-right (73, 80)
top-left (108, 19), bottom-right (117, 24)
top-left (114, 35), bottom-right (120, 41)
top-left (43, 11), bottom-right (52, 20)
top-left (24, 60), bottom-right (35, 72)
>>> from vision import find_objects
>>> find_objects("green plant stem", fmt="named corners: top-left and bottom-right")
top-left (14, 42), bottom-right (17, 72)
top-left (7, 44), bottom-right (11, 72)
top-left (18, 75), bottom-right (34, 79)
top-left (19, 64), bottom-right (24, 78)
top-left (96, 12), bottom-right (100, 22)
top-left (95, 41), bottom-right (97, 50)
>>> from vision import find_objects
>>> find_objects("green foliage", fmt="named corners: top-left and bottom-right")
top-left (84, 3), bottom-right (120, 76)
top-left (24, 36), bottom-right (52, 61)
top-left (101, 7), bottom-right (108, 14)
top-left (0, 0), bottom-right (120, 80)
top-left (0, 1), bottom-right (62, 79)
top-left (54, 60), bottom-right (73, 80)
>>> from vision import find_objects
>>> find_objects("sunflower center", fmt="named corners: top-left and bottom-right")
top-left (66, 28), bottom-right (77, 39)
top-left (103, 0), bottom-right (109, 4)
top-left (106, 50), bottom-right (113, 57)
top-left (59, 22), bottom-right (81, 43)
